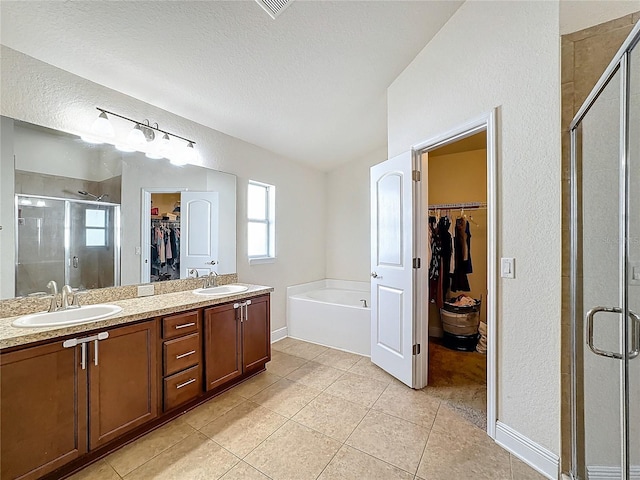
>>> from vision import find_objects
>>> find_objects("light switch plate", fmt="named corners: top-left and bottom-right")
top-left (501, 257), bottom-right (515, 279)
top-left (630, 261), bottom-right (640, 286)
top-left (137, 284), bottom-right (154, 297)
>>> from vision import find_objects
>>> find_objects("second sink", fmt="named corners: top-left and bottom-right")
top-left (12, 304), bottom-right (123, 328)
top-left (192, 284), bottom-right (249, 297)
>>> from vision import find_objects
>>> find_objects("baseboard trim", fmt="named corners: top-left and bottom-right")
top-left (586, 465), bottom-right (640, 479)
top-left (271, 327), bottom-right (288, 343)
top-left (495, 421), bottom-right (559, 480)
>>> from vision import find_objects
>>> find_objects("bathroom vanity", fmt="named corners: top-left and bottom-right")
top-left (0, 285), bottom-right (272, 480)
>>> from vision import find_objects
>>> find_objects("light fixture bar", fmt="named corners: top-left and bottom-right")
top-left (96, 107), bottom-right (196, 145)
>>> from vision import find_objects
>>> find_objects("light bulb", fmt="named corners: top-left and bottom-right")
top-left (184, 141), bottom-right (197, 164)
top-left (92, 111), bottom-right (115, 137)
top-left (127, 124), bottom-right (146, 146)
top-left (146, 151), bottom-right (163, 160)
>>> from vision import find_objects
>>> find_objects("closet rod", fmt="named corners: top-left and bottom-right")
top-left (428, 202), bottom-right (487, 210)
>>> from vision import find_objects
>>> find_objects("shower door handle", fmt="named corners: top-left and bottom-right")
top-left (586, 306), bottom-right (640, 360)
top-left (72, 256), bottom-right (79, 268)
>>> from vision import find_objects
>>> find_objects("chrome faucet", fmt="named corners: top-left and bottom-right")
top-left (61, 285), bottom-right (74, 310)
top-left (360, 299), bottom-right (368, 308)
top-left (47, 280), bottom-right (59, 312)
top-left (189, 269), bottom-right (200, 278)
top-left (203, 271), bottom-right (219, 288)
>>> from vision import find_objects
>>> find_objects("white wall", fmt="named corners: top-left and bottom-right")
top-left (560, 0), bottom-right (640, 34)
top-left (325, 146), bottom-right (386, 282)
top-left (0, 46), bottom-right (326, 330)
top-left (388, 0), bottom-right (562, 455)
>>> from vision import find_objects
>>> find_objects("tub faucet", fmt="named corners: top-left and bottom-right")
top-left (360, 299), bottom-right (368, 308)
top-left (203, 271), bottom-right (219, 288)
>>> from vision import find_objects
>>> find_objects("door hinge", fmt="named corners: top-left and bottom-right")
top-left (413, 258), bottom-right (421, 269)
top-left (412, 170), bottom-right (421, 181)
top-left (413, 344), bottom-right (421, 355)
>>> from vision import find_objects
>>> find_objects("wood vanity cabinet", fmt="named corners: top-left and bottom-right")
top-left (0, 341), bottom-right (87, 480)
top-left (0, 320), bottom-right (157, 480)
top-left (204, 294), bottom-right (270, 391)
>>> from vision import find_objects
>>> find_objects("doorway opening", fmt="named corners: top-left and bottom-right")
top-left (419, 131), bottom-right (488, 430)
top-left (149, 192), bottom-right (182, 282)
top-left (412, 111), bottom-right (497, 438)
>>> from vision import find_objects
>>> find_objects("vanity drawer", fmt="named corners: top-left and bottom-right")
top-left (164, 365), bottom-right (201, 411)
top-left (162, 311), bottom-right (199, 339)
top-left (163, 333), bottom-right (200, 376)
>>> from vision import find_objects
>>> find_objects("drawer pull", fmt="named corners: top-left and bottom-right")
top-left (176, 378), bottom-right (196, 389)
top-left (176, 350), bottom-right (196, 360)
top-left (175, 322), bottom-right (196, 329)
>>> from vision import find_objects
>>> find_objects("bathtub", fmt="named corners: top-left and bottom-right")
top-left (286, 279), bottom-right (371, 356)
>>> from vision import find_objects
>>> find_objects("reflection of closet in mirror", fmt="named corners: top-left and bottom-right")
top-left (141, 190), bottom-right (221, 283)
top-left (150, 193), bottom-right (181, 282)
top-left (15, 194), bottom-right (120, 296)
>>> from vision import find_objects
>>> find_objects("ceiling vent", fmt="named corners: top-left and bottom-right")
top-left (255, 0), bottom-right (294, 19)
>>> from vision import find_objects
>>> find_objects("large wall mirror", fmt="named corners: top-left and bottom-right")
top-left (0, 117), bottom-right (237, 300)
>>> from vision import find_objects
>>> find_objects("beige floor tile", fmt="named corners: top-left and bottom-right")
top-left (250, 378), bottom-right (321, 417)
top-left (313, 349), bottom-right (363, 371)
top-left (373, 383), bottom-right (440, 427)
top-left (281, 341), bottom-right (329, 360)
top-left (346, 409), bottom-right (429, 474)
top-left (324, 371), bottom-right (388, 408)
top-left (285, 361), bottom-right (344, 390)
top-left (182, 391), bottom-right (246, 430)
top-left (271, 337), bottom-right (306, 352)
top-left (511, 455), bottom-right (548, 480)
top-left (318, 445), bottom-right (414, 480)
top-left (200, 400), bottom-right (287, 458)
top-left (293, 392), bottom-right (368, 442)
top-left (105, 418), bottom-right (196, 476)
top-left (348, 357), bottom-right (402, 385)
top-left (231, 371), bottom-right (281, 399)
top-left (416, 405), bottom-right (511, 479)
top-left (220, 461), bottom-right (271, 480)
top-left (266, 350), bottom-right (309, 377)
top-left (124, 432), bottom-right (238, 480)
top-left (68, 459), bottom-right (120, 480)
top-left (245, 421), bottom-right (341, 480)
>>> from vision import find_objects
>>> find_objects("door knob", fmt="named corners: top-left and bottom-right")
top-left (205, 260), bottom-right (217, 265)
top-left (371, 272), bottom-right (379, 278)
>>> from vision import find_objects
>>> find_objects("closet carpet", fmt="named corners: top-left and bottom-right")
top-left (69, 338), bottom-right (543, 480)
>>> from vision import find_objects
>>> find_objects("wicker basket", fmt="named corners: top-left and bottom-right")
top-left (440, 309), bottom-right (480, 336)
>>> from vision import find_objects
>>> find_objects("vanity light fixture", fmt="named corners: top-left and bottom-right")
top-left (86, 107), bottom-right (197, 164)
top-left (91, 110), bottom-right (115, 138)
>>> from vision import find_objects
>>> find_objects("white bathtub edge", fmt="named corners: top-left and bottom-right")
top-left (271, 327), bottom-right (288, 344)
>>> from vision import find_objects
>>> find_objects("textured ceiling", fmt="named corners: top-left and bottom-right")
top-left (0, 1), bottom-right (462, 170)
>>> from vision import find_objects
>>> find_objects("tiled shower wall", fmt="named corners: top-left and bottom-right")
top-left (560, 12), bottom-right (639, 473)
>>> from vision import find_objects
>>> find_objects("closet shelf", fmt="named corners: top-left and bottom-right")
top-left (428, 202), bottom-right (487, 210)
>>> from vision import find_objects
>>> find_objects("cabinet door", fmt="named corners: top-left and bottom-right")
top-left (204, 302), bottom-right (242, 391)
top-left (243, 295), bottom-right (271, 372)
top-left (0, 341), bottom-right (87, 480)
top-left (88, 321), bottom-right (158, 449)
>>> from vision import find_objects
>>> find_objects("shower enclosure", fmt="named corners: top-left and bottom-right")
top-left (570, 22), bottom-right (640, 480)
top-left (15, 194), bottom-right (120, 296)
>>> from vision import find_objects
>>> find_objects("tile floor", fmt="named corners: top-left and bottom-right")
top-left (70, 337), bottom-right (546, 480)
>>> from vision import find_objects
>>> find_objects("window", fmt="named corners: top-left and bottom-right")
top-left (85, 209), bottom-right (107, 247)
top-left (247, 180), bottom-right (275, 262)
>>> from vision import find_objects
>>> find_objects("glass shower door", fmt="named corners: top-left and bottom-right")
top-left (572, 27), bottom-right (640, 480)
top-left (15, 195), bottom-right (66, 296)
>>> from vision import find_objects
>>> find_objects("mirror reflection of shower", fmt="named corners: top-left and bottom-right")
top-left (77, 190), bottom-right (110, 202)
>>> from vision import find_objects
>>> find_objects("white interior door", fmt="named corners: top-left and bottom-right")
top-left (181, 191), bottom-right (219, 278)
top-left (370, 151), bottom-right (416, 387)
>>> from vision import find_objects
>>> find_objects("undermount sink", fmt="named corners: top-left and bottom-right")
top-left (12, 304), bottom-right (123, 328)
top-left (192, 284), bottom-right (249, 297)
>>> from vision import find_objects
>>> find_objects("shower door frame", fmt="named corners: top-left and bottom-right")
top-left (570, 21), bottom-right (640, 480)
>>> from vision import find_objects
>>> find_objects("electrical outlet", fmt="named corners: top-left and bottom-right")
top-left (137, 284), bottom-right (154, 297)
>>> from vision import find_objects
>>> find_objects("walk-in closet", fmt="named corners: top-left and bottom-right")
top-left (423, 131), bottom-right (488, 429)
top-left (149, 192), bottom-right (181, 282)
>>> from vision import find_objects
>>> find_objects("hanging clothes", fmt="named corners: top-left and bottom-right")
top-left (451, 217), bottom-right (472, 292)
top-left (437, 216), bottom-right (452, 307)
top-left (428, 216), bottom-right (441, 304)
